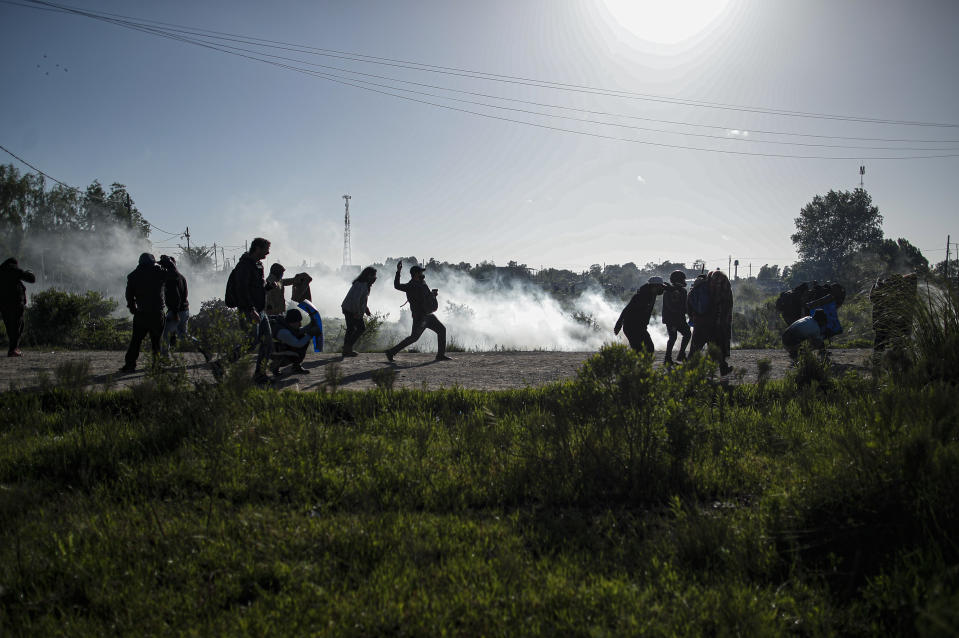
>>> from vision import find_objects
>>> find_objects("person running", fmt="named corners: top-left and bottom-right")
top-left (0, 257), bottom-right (36, 357)
top-left (782, 308), bottom-right (828, 361)
top-left (231, 237), bottom-right (274, 383)
top-left (662, 270), bottom-right (690, 364)
top-left (158, 255), bottom-right (189, 353)
top-left (265, 263), bottom-right (295, 315)
top-left (341, 266), bottom-right (377, 357)
top-left (120, 253), bottom-right (166, 373)
top-left (269, 308), bottom-right (311, 375)
top-left (613, 276), bottom-right (666, 354)
top-left (385, 261), bottom-right (451, 362)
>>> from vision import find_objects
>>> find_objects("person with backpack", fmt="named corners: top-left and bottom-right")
top-left (688, 269), bottom-right (734, 375)
top-left (0, 257), bottom-right (36, 357)
top-left (158, 255), bottom-right (189, 353)
top-left (662, 270), bottom-right (690, 364)
top-left (341, 266), bottom-right (378, 357)
top-left (782, 308), bottom-right (828, 361)
top-left (613, 276), bottom-right (667, 354)
top-left (385, 261), bottom-right (451, 362)
top-left (120, 253), bottom-right (166, 373)
top-left (269, 308), bottom-right (311, 376)
top-left (226, 237), bottom-right (275, 383)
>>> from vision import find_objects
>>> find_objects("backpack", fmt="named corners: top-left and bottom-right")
top-left (224, 267), bottom-right (239, 308)
top-left (687, 279), bottom-right (710, 315)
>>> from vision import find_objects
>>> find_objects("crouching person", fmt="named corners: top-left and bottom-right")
top-left (270, 308), bottom-right (311, 376)
top-left (782, 308), bottom-right (828, 361)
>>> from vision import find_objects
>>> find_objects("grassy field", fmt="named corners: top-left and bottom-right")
top-left (1, 329), bottom-right (958, 635)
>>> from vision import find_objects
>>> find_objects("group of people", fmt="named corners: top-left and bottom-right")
top-left (120, 252), bottom-right (191, 372)
top-left (614, 269), bottom-right (734, 375)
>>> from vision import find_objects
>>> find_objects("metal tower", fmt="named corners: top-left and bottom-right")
top-left (342, 194), bottom-right (352, 267)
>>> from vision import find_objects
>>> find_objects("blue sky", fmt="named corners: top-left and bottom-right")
top-left (2, 0), bottom-right (957, 273)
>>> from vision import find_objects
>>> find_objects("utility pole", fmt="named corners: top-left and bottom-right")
top-left (728, 255), bottom-right (732, 278)
top-left (221, 246), bottom-right (226, 271)
top-left (213, 242), bottom-right (217, 270)
top-left (947, 235), bottom-right (951, 281)
top-left (342, 194), bottom-right (352, 267)
top-left (184, 227), bottom-right (191, 251)
top-left (860, 165), bottom-right (865, 188)
top-left (734, 259), bottom-right (739, 280)
top-left (749, 263), bottom-right (752, 279)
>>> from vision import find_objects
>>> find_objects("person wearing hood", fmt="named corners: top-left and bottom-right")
top-left (158, 255), bottom-right (189, 353)
top-left (385, 261), bottom-right (452, 362)
top-left (0, 257), bottom-right (37, 357)
top-left (120, 252), bottom-right (166, 372)
top-left (265, 262), bottom-right (295, 315)
top-left (662, 270), bottom-right (691, 364)
top-left (341, 266), bottom-right (377, 356)
top-left (614, 276), bottom-right (667, 354)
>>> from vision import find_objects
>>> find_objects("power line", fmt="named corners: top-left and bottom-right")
top-left (18, 0), bottom-right (959, 130)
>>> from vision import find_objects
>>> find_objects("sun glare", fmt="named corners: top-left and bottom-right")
top-left (600, 0), bottom-right (730, 45)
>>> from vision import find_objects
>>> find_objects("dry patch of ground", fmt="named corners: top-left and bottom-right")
top-left (0, 348), bottom-right (873, 392)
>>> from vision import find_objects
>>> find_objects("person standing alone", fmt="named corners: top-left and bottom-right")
top-left (0, 257), bottom-right (36, 357)
top-left (385, 261), bottom-right (452, 362)
top-left (229, 237), bottom-right (274, 383)
top-left (341, 266), bottom-right (377, 356)
top-left (120, 253), bottom-right (166, 373)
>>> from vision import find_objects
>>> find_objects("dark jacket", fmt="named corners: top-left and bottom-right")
top-left (0, 258), bottom-right (36, 308)
top-left (233, 253), bottom-right (267, 312)
top-left (394, 270), bottom-right (438, 317)
top-left (661, 283), bottom-right (687, 326)
top-left (162, 266), bottom-right (189, 313)
top-left (125, 263), bottom-right (166, 314)
top-left (614, 284), bottom-right (659, 336)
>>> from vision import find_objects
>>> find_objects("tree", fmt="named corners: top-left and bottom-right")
top-left (756, 264), bottom-right (780, 281)
top-left (178, 245), bottom-right (216, 271)
top-left (791, 188), bottom-right (883, 281)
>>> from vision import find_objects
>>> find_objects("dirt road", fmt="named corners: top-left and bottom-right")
top-left (0, 348), bottom-right (873, 393)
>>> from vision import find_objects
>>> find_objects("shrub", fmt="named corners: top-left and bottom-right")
top-left (24, 289), bottom-right (129, 349)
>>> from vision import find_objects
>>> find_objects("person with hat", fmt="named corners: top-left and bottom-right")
top-left (385, 260), bottom-right (452, 362)
top-left (0, 257), bottom-right (36, 357)
top-left (158, 254), bottom-right (189, 353)
top-left (662, 270), bottom-right (691, 364)
top-left (614, 276), bottom-right (667, 355)
top-left (269, 308), bottom-right (311, 375)
top-left (120, 252), bottom-right (166, 373)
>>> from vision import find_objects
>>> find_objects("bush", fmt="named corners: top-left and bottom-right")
top-left (23, 289), bottom-right (130, 349)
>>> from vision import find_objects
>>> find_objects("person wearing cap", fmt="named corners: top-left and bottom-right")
top-left (662, 270), bottom-right (691, 364)
top-left (120, 252), bottom-right (166, 373)
top-left (265, 262), bottom-right (295, 315)
top-left (158, 254), bottom-right (189, 353)
top-left (269, 308), bottom-right (311, 375)
top-left (613, 276), bottom-right (667, 355)
top-left (0, 257), bottom-right (37, 357)
top-left (782, 308), bottom-right (829, 361)
top-left (385, 260), bottom-right (452, 362)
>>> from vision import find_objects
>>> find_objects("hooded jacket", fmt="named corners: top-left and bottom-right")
top-left (394, 270), bottom-right (438, 317)
top-left (661, 282), bottom-right (687, 326)
top-left (233, 252), bottom-right (267, 312)
top-left (0, 258), bottom-right (36, 308)
top-left (125, 262), bottom-right (166, 314)
top-left (614, 283), bottom-right (660, 336)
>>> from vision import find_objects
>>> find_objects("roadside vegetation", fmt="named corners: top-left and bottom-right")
top-left (1, 288), bottom-right (956, 636)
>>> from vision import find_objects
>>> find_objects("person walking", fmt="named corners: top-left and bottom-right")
top-left (341, 266), bottom-right (377, 356)
top-left (265, 263), bottom-right (295, 315)
top-left (613, 276), bottom-right (667, 354)
top-left (230, 237), bottom-right (274, 383)
top-left (0, 257), bottom-right (36, 357)
top-left (158, 255), bottom-right (189, 353)
top-left (688, 269), bottom-right (734, 375)
top-left (662, 270), bottom-right (690, 364)
top-left (120, 253), bottom-right (166, 373)
top-left (385, 261), bottom-right (451, 362)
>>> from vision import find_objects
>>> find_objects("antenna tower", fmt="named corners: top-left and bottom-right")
top-left (342, 194), bottom-right (352, 267)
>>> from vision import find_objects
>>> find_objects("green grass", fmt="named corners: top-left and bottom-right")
top-left (1, 341), bottom-right (957, 636)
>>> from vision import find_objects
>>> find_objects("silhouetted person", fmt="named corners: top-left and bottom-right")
top-left (688, 269), bottom-right (734, 375)
top-left (158, 255), bottom-right (189, 353)
top-left (662, 270), bottom-right (690, 364)
top-left (341, 266), bottom-right (377, 356)
top-left (121, 253), bottom-right (166, 372)
top-left (265, 262), bottom-right (295, 314)
top-left (232, 237), bottom-right (274, 382)
top-left (269, 308), bottom-right (311, 375)
top-left (782, 308), bottom-right (828, 361)
top-left (0, 257), bottom-right (36, 357)
top-left (614, 276), bottom-right (666, 354)
top-left (385, 261), bottom-right (451, 362)
top-left (291, 272), bottom-right (313, 303)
